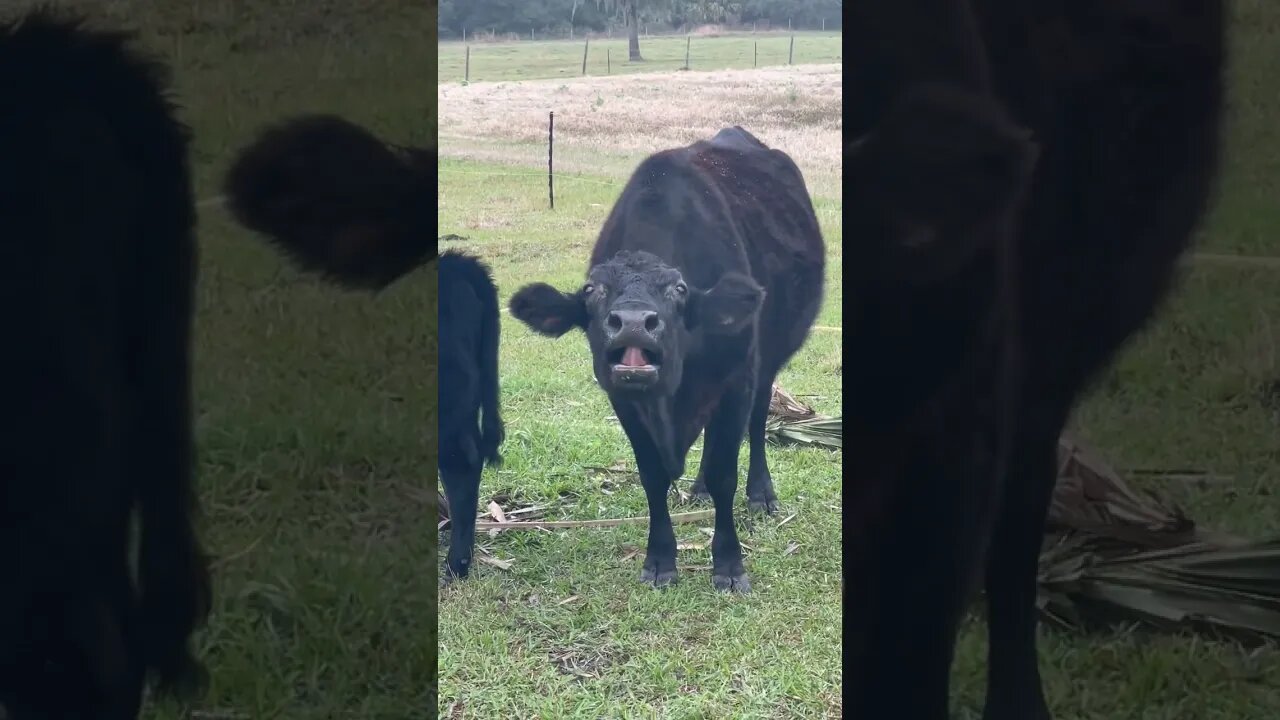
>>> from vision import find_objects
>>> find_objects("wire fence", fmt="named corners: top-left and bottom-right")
top-left (440, 31), bottom-right (842, 84)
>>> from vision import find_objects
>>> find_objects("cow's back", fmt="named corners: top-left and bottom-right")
top-left (692, 133), bottom-right (827, 363)
top-left (592, 130), bottom-right (826, 364)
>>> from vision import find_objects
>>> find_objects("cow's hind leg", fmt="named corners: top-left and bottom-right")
top-left (440, 433), bottom-right (483, 582)
top-left (701, 384), bottom-right (753, 592)
top-left (744, 374), bottom-right (779, 514)
top-left (689, 469), bottom-right (711, 503)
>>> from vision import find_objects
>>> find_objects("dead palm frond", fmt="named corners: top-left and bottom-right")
top-left (765, 415), bottom-right (843, 449)
top-left (1050, 434), bottom-right (1201, 549)
top-left (1038, 534), bottom-right (1280, 643)
top-left (765, 383), bottom-right (842, 450)
top-left (765, 382), bottom-right (1280, 641)
top-left (769, 383), bottom-right (818, 421)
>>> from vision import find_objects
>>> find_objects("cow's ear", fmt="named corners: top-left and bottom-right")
top-left (509, 282), bottom-right (588, 337)
top-left (686, 272), bottom-right (764, 334)
top-left (850, 83), bottom-right (1038, 233)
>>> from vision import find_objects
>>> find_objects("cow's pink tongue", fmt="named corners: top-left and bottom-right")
top-left (620, 347), bottom-right (648, 367)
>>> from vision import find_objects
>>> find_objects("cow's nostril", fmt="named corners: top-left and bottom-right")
top-left (644, 314), bottom-right (660, 332)
top-left (607, 312), bottom-right (623, 332)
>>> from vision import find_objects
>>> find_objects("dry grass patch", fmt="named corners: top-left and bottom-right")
top-left (438, 64), bottom-right (842, 198)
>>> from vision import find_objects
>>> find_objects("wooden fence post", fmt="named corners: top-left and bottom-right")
top-left (684, 35), bottom-right (691, 70)
top-left (582, 39), bottom-right (589, 75)
top-left (548, 112), bottom-right (555, 210)
top-left (788, 35), bottom-right (795, 65)
top-left (465, 45), bottom-right (470, 82)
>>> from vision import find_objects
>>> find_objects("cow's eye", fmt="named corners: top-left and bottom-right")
top-left (674, 282), bottom-right (688, 295)
top-left (582, 284), bottom-right (594, 295)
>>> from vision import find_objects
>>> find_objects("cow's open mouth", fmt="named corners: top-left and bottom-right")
top-left (608, 346), bottom-right (661, 368)
top-left (608, 346), bottom-right (662, 386)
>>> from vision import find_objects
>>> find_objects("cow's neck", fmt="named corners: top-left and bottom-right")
top-left (618, 393), bottom-right (685, 481)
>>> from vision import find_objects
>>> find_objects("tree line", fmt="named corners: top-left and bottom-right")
top-left (438, 0), bottom-right (843, 40)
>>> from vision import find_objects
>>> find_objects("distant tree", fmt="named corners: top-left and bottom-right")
top-left (596, 0), bottom-right (645, 61)
top-left (435, 0), bottom-right (838, 40)
top-left (673, 1), bottom-right (744, 25)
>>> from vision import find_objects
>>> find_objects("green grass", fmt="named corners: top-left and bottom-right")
top-left (49, 3), bottom-right (441, 717)
top-left (436, 153), bottom-right (843, 717)
top-left (438, 31), bottom-right (842, 84)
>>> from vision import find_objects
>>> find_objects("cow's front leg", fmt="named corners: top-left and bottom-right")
top-left (615, 406), bottom-right (680, 588)
top-left (701, 383), bottom-right (752, 592)
top-left (635, 447), bottom-right (678, 587)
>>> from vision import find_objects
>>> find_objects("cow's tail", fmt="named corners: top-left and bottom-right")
top-left (472, 255), bottom-right (506, 467)
top-left (223, 114), bottom-right (435, 291)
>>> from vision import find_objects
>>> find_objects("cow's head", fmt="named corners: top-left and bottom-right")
top-left (510, 250), bottom-right (764, 396)
top-left (848, 83), bottom-right (1039, 287)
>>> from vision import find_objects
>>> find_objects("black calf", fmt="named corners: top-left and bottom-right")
top-left (224, 115), bottom-right (505, 583)
top-left (439, 251), bottom-right (504, 580)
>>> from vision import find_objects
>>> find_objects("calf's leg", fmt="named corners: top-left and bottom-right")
top-left (440, 434), bottom-right (483, 580)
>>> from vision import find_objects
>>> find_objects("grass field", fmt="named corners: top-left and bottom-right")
top-left (438, 44), bottom-right (843, 718)
top-left (438, 30), bottom-right (842, 84)
top-left (48, 2), bottom-right (441, 717)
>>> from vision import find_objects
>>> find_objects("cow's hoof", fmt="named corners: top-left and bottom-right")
top-left (640, 566), bottom-right (678, 587)
top-left (747, 496), bottom-right (779, 514)
top-left (712, 571), bottom-right (751, 593)
top-left (689, 479), bottom-right (711, 502)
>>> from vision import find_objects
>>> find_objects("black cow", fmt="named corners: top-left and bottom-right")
top-left (0, 9), bottom-right (211, 719)
top-left (847, 1), bottom-right (1226, 718)
top-left (510, 126), bottom-right (826, 592)
top-left (438, 250), bottom-right (504, 580)
top-left (223, 116), bottom-right (502, 582)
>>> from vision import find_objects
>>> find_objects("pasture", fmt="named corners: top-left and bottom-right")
top-left (437, 54), bottom-right (844, 717)
top-left (438, 9), bottom-right (1280, 720)
top-left (438, 30), bottom-right (843, 84)
top-left (59, 3), bottom-right (440, 717)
